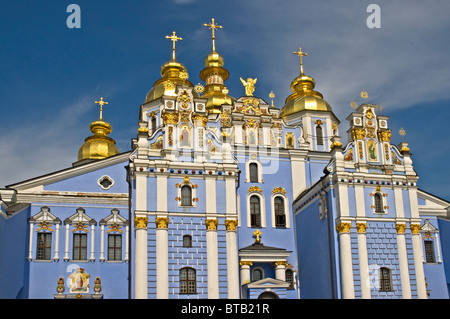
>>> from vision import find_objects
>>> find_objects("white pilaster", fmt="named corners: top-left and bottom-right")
top-left (206, 219), bottom-right (219, 299)
top-left (411, 224), bottom-right (428, 299)
top-left (356, 223), bottom-right (371, 299)
top-left (134, 216), bottom-right (148, 299)
top-left (396, 224), bottom-right (412, 298)
top-left (156, 217), bottom-right (169, 299)
top-left (225, 220), bottom-right (239, 298)
top-left (336, 222), bottom-right (355, 299)
top-left (275, 262), bottom-right (287, 281)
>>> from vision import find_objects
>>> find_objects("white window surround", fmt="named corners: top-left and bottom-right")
top-left (176, 176), bottom-right (197, 208)
top-left (247, 190), bottom-right (266, 228)
top-left (99, 208), bottom-right (129, 263)
top-left (28, 206), bottom-right (61, 262)
top-left (245, 159), bottom-right (263, 183)
top-left (271, 192), bottom-right (290, 228)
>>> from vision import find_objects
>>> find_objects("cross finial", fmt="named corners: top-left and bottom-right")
top-left (95, 97), bottom-right (108, 120)
top-left (293, 47), bottom-right (308, 74)
top-left (203, 18), bottom-right (223, 52)
top-left (253, 229), bottom-right (262, 244)
top-left (165, 31), bottom-right (183, 60)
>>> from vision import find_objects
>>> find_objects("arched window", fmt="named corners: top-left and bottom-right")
top-left (249, 163), bottom-right (258, 183)
top-left (316, 125), bottom-right (323, 145)
top-left (151, 116), bottom-right (157, 132)
top-left (252, 268), bottom-right (263, 281)
top-left (250, 195), bottom-right (261, 227)
top-left (274, 196), bottom-right (286, 227)
top-left (183, 235), bottom-right (192, 248)
top-left (180, 267), bottom-right (196, 294)
top-left (285, 269), bottom-right (294, 289)
top-left (181, 185), bottom-right (192, 206)
top-left (379, 267), bottom-right (392, 292)
top-left (374, 193), bottom-right (384, 213)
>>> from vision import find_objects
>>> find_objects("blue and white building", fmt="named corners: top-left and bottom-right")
top-left (1, 21), bottom-right (450, 299)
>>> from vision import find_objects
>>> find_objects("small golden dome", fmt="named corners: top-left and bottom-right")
top-left (280, 73), bottom-right (332, 118)
top-left (77, 120), bottom-right (119, 162)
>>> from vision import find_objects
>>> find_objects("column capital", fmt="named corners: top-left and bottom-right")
top-left (155, 217), bottom-right (169, 229)
top-left (356, 222), bottom-right (367, 233)
top-left (396, 223), bottom-right (406, 234)
top-left (205, 218), bottom-right (218, 230)
top-left (410, 223), bottom-right (421, 234)
top-left (274, 261), bottom-right (288, 267)
top-left (239, 260), bottom-right (253, 267)
top-left (336, 222), bottom-right (352, 234)
top-left (134, 216), bottom-right (148, 230)
top-left (225, 219), bottom-right (238, 231)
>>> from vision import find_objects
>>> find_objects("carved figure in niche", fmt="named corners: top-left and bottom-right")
top-left (69, 268), bottom-right (90, 294)
top-left (249, 129), bottom-right (256, 145)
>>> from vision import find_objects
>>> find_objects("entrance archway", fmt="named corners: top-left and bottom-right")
top-left (258, 291), bottom-right (279, 299)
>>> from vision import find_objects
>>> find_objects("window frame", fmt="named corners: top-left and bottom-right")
top-left (73, 233), bottom-right (88, 261)
top-left (250, 195), bottom-right (261, 227)
top-left (379, 267), bottom-right (393, 292)
top-left (108, 233), bottom-right (122, 261)
top-left (183, 234), bottom-right (192, 248)
top-left (179, 267), bottom-right (197, 294)
top-left (424, 240), bottom-right (436, 263)
top-left (36, 232), bottom-right (52, 261)
top-left (181, 185), bottom-right (192, 207)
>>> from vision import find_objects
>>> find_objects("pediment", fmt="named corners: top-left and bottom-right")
top-left (246, 277), bottom-right (290, 289)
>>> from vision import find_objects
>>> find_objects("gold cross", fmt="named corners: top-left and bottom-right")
top-left (293, 47), bottom-right (308, 74)
top-left (253, 229), bottom-right (262, 244)
top-left (95, 97), bottom-right (108, 120)
top-left (166, 31), bottom-right (183, 60)
top-left (203, 18), bottom-right (223, 52)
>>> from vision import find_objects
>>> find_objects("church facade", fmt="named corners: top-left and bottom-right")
top-left (1, 20), bottom-right (450, 299)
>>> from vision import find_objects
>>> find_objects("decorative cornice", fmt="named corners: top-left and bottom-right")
top-left (272, 187), bottom-right (286, 195)
top-left (248, 186), bottom-right (262, 193)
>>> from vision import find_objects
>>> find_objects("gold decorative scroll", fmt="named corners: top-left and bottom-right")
top-left (155, 217), bottom-right (169, 229)
top-left (205, 219), bottom-right (218, 230)
top-left (134, 216), bottom-right (148, 230)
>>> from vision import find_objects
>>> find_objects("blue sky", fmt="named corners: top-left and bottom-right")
top-left (1, 1), bottom-right (450, 201)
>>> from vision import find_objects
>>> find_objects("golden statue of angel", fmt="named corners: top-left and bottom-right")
top-left (240, 77), bottom-right (257, 96)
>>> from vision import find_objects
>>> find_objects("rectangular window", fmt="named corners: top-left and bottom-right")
top-left (73, 233), bottom-right (87, 260)
top-left (36, 233), bottom-right (52, 260)
top-left (424, 240), bottom-right (435, 263)
top-left (108, 234), bottom-right (122, 261)
top-left (108, 234), bottom-right (122, 260)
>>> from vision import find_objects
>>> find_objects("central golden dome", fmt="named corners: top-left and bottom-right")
top-left (144, 59), bottom-right (195, 103)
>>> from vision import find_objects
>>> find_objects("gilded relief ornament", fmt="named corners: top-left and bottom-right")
top-left (272, 187), bottom-right (286, 194)
top-left (240, 77), bottom-right (257, 96)
top-left (225, 220), bottom-right (238, 231)
top-left (134, 216), bottom-right (148, 229)
top-left (205, 219), bottom-right (218, 230)
top-left (155, 217), bottom-right (169, 229)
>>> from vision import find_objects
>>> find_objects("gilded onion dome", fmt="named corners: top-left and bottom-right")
top-left (199, 18), bottom-right (234, 114)
top-left (77, 119), bottom-right (119, 162)
top-left (144, 59), bottom-right (196, 103)
top-left (145, 31), bottom-right (196, 104)
top-left (199, 50), bottom-right (235, 113)
top-left (77, 97), bottom-right (119, 162)
top-left (280, 48), bottom-right (332, 118)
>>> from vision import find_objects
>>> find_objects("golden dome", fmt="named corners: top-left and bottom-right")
top-left (199, 51), bottom-right (235, 113)
top-left (144, 59), bottom-right (196, 103)
top-left (280, 73), bottom-right (332, 118)
top-left (77, 120), bottom-right (119, 162)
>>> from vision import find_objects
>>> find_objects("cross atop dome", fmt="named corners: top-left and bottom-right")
top-left (165, 31), bottom-right (183, 60)
top-left (203, 18), bottom-right (223, 52)
top-left (95, 97), bottom-right (108, 120)
top-left (293, 47), bottom-right (308, 74)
